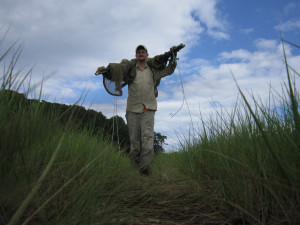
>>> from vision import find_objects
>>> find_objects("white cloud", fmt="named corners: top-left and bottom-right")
top-left (283, 2), bottom-right (297, 15)
top-left (240, 28), bottom-right (254, 34)
top-left (207, 30), bottom-right (230, 40)
top-left (0, 0), bottom-right (228, 103)
top-left (219, 49), bottom-right (252, 62)
top-left (275, 18), bottom-right (300, 32)
top-left (254, 39), bottom-right (278, 50)
top-left (192, 0), bottom-right (228, 35)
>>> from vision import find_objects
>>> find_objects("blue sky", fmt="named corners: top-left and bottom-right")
top-left (1, 0), bottom-right (300, 150)
top-left (192, 1), bottom-right (299, 59)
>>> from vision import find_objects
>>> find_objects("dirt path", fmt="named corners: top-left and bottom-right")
top-left (116, 176), bottom-right (244, 225)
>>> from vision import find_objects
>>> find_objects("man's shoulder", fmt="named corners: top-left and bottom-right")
top-left (147, 56), bottom-right (167, 70)
top-left (121, 58), bottom-right (136, 66)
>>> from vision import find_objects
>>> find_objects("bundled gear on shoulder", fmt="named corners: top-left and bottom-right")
top-left (95, 43), bottom-right (185, 97)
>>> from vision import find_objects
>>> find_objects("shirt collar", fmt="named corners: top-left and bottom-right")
top-left (136, 63), bottom-right (149, 70)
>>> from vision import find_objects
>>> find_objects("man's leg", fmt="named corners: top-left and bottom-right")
top-left (126, 112), bottom-right (141, 167)
top-left (139, 111), bottom-right (155, 172)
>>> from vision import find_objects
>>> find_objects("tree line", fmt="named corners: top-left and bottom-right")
top-left (3, 90), bottom-right (167, 153)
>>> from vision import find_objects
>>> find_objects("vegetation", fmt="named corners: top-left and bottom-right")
top-left (1, 35), bottom-right (299, 225)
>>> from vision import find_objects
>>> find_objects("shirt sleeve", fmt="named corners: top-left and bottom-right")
top-left (153, 60), bottom-right (177, 81)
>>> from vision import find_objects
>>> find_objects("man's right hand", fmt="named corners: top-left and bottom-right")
top-left (95, 66), bottom-right (105, 75)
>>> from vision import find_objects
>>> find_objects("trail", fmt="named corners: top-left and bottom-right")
top-left (115, 172), bottom-right (244, 225)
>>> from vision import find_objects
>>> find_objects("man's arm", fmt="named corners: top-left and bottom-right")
top-left (153, 55), bottom-right (177, 80)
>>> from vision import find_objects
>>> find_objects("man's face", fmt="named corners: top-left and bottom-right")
top-left (136, 50), bottom-right (148, 61)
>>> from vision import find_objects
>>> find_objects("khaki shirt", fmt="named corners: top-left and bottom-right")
top-left (127, 62), bottom-right (176, 113)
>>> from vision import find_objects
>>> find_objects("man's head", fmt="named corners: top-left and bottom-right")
top-left (135, 45), bottom-right (148, 61)
top-left (136, 45), bottom-right (148, 53)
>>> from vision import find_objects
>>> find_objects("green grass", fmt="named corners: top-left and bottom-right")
top-left (1, 36), bottom-right (300, 224)
top-left (0, 40), bottom-right (139, 225)
top-left (0, 91), bottom-right (138, 224)
top-left (174, 38), bottom-right (300, 224)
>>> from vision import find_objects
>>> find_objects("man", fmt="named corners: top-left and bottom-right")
top-left (97, 45), bottom-right (177, 175)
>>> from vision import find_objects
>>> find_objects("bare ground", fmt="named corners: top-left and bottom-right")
top-left (115, 176), bottom-right (249, 225)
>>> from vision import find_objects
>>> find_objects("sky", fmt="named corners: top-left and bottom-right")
top-left (1, 0), bottom-right (300, 151)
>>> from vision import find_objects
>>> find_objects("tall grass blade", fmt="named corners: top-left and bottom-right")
top-left (280, 36), bottom-right (300, 143)
top-left (7, 112), bottom-right (74, 225)
top-left (282, 38), bottom-right (300, 49)
top-left (21, 147), bottom-right (105, 225)
top-left (288, 64), bottom-right (300, 77)
top-left (231, 70), bottom-right (291, 184)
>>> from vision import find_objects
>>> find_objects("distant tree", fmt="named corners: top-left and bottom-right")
top-left (4, 90), bottom-right (168, 154)
top-left (154, 132), bottom-right (167, 154)
top-left (106, 115), bottom-right (130, 150)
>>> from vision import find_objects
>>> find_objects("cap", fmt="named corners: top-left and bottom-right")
top-left (136, 45), bottom-right (148, 53)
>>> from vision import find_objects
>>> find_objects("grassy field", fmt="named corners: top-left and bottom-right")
top-left (1, 39), bottom-right (299, 225)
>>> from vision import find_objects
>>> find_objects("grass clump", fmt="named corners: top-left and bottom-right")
top-left (0, 38), bottom-right (137, 225)
top-left (177, 39), bottom-right (300, 224)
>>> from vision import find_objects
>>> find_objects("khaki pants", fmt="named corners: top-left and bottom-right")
top-left (126, 111), bottom-right (155, 170)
